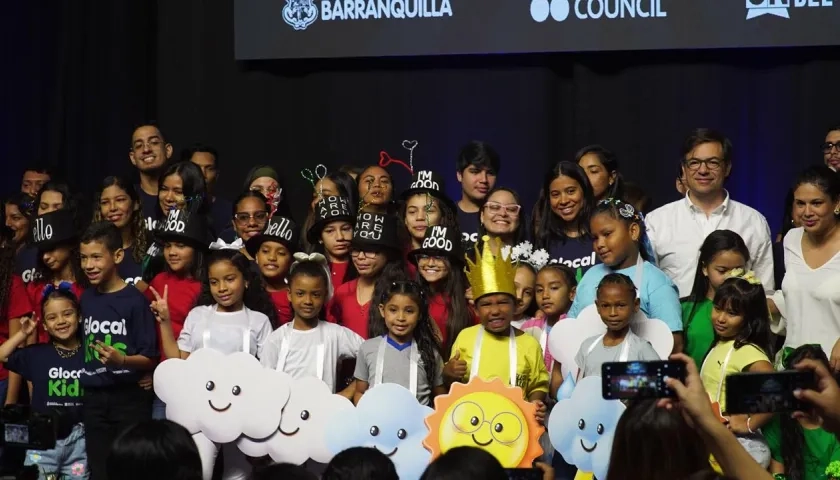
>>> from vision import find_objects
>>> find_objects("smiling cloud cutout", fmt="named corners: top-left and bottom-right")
top-left (548, 376), bottom-right (625, 480)
top-left (154, 348), bottom-right (292, 444)
top-left (237, 376), bottom-right (354, 464)
top-left (326, 383), bottom-right (433, 480)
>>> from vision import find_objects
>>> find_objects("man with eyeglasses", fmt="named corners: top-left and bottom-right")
top-left (129, 124), bottom-right (173, 231)
top-left (823, 126), bottom-right (840, 171)
top-left (645, 128), bottom-right (774, 297)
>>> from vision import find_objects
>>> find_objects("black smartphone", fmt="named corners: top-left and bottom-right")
top-left (601, 360), bottom-right (686, 400)
top-left (505, 468), bottom-right (543, 480)
top-left (725, 370), bottom-right (816, 414)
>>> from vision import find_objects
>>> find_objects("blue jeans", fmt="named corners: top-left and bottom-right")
top-left (152, 396), bottom-right (167, 420)
top-left (24, 423), bottom-right (88, 479)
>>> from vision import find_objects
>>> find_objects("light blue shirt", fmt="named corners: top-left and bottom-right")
top-left (567, 260), bottom-right (683, 332)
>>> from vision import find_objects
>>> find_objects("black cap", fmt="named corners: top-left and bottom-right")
top-left (156, 209), bottom-right (210, 248)
top-left (409, 225), bottom-right (464, 266)
top-left (31, 210), bottom-right (77, 251)
top-left (400, 170), bottom-right (456, 211)
top-left (351, 213), bottom-right (400, 252)
top-left (245, 215), bottom-right (300, 257)
top-left (307, 195), bottom-right (354, 244)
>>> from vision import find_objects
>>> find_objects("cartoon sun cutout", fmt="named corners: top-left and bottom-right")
top-left (424, 377), bottom-right (544, 468)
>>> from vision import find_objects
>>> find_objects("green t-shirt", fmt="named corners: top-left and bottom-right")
top-left (681, 298), bottom-right (714, 369)
top-left (764, 416), bottom-right (840, 480)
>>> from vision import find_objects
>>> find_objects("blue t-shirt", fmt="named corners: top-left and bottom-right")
top-left (546, 236), bottom-right (600, 283)
top-left (210, 197), bottom-right (233, 239)
top-left (15, 246), bottom-right (40, 284)
top-left (568, 260), bottom-right (683, 332)
top-left (80, 284), bottom-right (159, 387)
top-left (119, 246), bottom-right (144, 287)
top-left (6, 343), bottom-right (84, 415)
top-left (457, 208), bottom-right (480, 246)
top-left (136, 184), bottom-right (159, 232)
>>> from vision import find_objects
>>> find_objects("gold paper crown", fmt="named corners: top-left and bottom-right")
top-left (464, 236), bottom-right (517, 300)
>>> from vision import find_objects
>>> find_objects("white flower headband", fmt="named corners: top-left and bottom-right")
top-left (503, 241), bottom-right (550, 271)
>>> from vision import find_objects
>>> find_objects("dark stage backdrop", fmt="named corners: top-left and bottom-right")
top-left (3, 0), bottom-right (840, 236)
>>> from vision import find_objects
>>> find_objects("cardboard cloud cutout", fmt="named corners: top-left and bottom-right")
top-left (326, 383), bottom-right (432, 480)
top-left (424, 377), bottom-right (544, 468)
top-left (154, 348), bottom-right (292, 443)
top-left (237, 376), bottom-right (354, 464)
top-left (548, 304), bottom-right (673, 379)
top-left (548, 376), bottom-right (625, 480)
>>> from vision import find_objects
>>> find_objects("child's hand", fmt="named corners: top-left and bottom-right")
top-left (94, 341), bottom-right (126, 367)
top-left (726, 414), bottom-right (751, 435)
top-left (531, 399), bottom-right (547, 425)
top-left (465, 287), bottom-right (474, 306)
top-left (444, 351), bottom-right (467, 381)
top-left (149, 285), bottom-right (171, 324)
top-left (18, 316), bottom-right (37, 337)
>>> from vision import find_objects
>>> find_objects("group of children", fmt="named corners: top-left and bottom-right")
top-left (1, 158), bottom-right (836, 480)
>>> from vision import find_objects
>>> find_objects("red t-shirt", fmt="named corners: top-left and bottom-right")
top-left (428, 292), bottom-right (479, 345)
top-left (326, 279), bottom-right (370, 339)
top-left (269, 290), bottom-right (293, 325)
top-left (0, 275), bottom-right (31, 381)
top-left (13, 280), bottom-right (86, 344)
top-left (329, 261), bottom-right (350, 290)
top-left (145, 272), bottom-right (201, 360)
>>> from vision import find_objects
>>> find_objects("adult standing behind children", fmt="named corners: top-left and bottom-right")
top-left (129, 124), bottom-right (173, 231)
top-left (645, 128), bottom-right (774, 296)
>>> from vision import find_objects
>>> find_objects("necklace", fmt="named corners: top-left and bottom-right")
top-left (53, 342), bottom-right (80, 359)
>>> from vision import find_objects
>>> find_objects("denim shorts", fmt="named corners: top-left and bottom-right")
top-left (24, 423), bottom-right (88, 479)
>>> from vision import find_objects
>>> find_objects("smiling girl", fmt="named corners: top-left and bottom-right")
top-left (532, 161), bottom-right (599, 280)
top-left (229, 191), bottom-right (270, 260)
top-left (246, 215), bottom-right (300, 324)
top-left (473, 187), bottom-right (526, 258)
top-left (93, 176), bottom-right (149, 287)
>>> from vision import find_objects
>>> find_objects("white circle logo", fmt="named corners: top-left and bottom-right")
top-left (531, 0), bottom-right (569, 22)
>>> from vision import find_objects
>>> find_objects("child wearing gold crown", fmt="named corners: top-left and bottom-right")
top-left (700, 269), bottom-right (774, 468)
top-left (442, 237), bottom-right (549, 423)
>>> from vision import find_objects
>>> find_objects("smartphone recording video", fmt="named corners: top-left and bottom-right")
top-left (601, 361), bottom-right (686, 400)
top-left (725, 370), bottom-right (815, 414)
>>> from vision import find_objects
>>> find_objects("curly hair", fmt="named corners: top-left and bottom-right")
top-left (92, 176), bottom-right (150, 265)
top-left (368, 279), bottom-right (443, 393)
top-left (194, 249), bottom-right (280, 328)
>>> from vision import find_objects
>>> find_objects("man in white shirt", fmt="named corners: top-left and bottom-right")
top-left (646, 128), bottom-right (774, 296)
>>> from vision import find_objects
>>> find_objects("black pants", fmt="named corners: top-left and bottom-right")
top-left (83, 384), bottom-right (153, 480)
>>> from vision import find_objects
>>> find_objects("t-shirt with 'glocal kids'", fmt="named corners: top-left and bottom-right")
top-left (80, 285), bottom-right (159, 387)
top-left (6, 344), bottom-right (84, 416)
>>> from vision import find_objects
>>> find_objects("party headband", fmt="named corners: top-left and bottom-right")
top-left (378, 139), bottom-right (420, 175)
top-left (599, 198), bottom-right (644, 223)
top-left (289, 252), bottom-right (334, 301)
top-left (300, 164), bottom-right (328, 195)
top-left (504, 241), bottom-right (551, 271)
top-left (42, 281), bottom-right (73, 300)
top-left (725, 268), bottom-right (761, 285)
top-left (209, 238), bottom-right (244, 251)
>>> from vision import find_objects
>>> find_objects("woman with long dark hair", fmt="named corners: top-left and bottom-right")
top-left (576, 144), bottom-right (624, 202)
top-left (532, 161), bottom-right (598, 281)
top-left (93, 176), bottom-right (150, 287)
top-left (473, 187), bottom-right (527, 257)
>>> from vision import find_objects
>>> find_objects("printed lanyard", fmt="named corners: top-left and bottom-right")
top-left (700, 342), bottom-right (735, 405)
top-left (471, 327), bottom-right (517, 387)
top-left (203, 306), bottom-right (250, 353)
top-left (276, 323), bottom-right (326, 381)
top-left (374, 337), bottom-right (418, 396)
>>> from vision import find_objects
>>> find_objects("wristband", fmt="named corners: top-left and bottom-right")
top-left (747, 415), bottom-right (754, 434)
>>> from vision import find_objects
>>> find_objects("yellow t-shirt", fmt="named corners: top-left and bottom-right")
top-left (450, 325), bottom-right (549, 398)
top-left (700, 340), bottom-right (770, 414)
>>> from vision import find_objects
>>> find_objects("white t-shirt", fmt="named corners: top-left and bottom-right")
top-left (781, 228), bottom-right (840, 356)
top-left (177, 305), bottom-right (273, 358)
top-left (260, 321), bottom-right (363, 393)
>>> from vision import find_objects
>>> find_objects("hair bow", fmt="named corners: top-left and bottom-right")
top-left (509, 241), bottom-right (551, 271)
top-left (209, 238), bottom-right (244, 251)
top-left (292, 252), bottom-right (328, 266)
top-left (42, 281), bottom-right (73, 300)
top-left (726, 268), bottom-right (762, 285)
